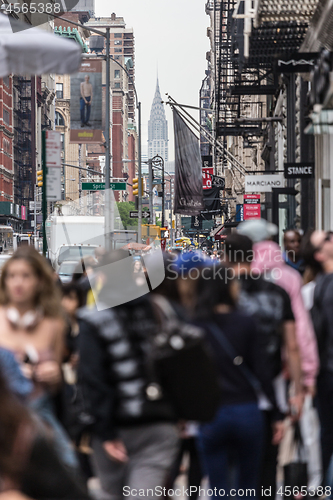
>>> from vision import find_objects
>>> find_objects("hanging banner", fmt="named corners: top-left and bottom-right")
top-left (173, 109), bottom-right (204, 215)
top-left (70, 59), bottom-right (104, 143)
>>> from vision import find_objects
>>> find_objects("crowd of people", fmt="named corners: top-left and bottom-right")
top-left (0, 220), bottom-right (332, 500)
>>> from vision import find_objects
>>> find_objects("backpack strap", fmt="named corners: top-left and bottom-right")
top-left (207, 322), bottom-right (262, 394)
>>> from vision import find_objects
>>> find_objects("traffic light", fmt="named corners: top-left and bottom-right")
top-left (37, 169), bottom-right (43, 187)
top-left (132, 177), bottom-right (139, 196)
top-left (132, 177), bottom-right (143, 196)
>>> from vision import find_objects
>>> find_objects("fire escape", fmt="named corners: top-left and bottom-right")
top-left (13, 76), bottom-right (32, 208)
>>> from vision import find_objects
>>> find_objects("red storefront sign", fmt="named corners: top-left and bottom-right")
top-left (202, 168), bottom-right (213, 190)
top-left (243, 194), bottom-right (261, 220)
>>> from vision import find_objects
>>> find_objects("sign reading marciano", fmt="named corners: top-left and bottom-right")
top-left (244, 174), bottom-right (284, 193)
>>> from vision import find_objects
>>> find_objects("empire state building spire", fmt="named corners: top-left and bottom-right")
top-left (148, 78), bottom-right (168, 161)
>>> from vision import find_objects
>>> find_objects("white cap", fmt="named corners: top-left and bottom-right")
top-left (237, 218), bottom-right (278, 243)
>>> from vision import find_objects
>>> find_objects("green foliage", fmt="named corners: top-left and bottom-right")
top-left (116, 202), bottom-right (149, 229)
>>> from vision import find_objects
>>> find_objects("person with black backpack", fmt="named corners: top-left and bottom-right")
top-left (224, 234), bottom-right (303, 499)
top-left (307, 230), bottom-right (333, 482)
top-left (195, 263), bottom-right (284, 500)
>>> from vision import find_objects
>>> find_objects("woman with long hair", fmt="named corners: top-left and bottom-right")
top-left (0, 246), bottom-right (77, 469)
top-left (194, 265), bottom-right (283, 500)
top-left (0, 367), bottom-right (90, 499)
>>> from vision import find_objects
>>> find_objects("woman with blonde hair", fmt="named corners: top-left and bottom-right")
top-left (0, 246), bottom-right (77, 469)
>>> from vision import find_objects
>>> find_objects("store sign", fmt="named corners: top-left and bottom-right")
top-left (245, 174), bottom-right (284, 193)
top-left (45, 131), bottom-right (62, 202)
top-left (244, 194), bottom-right (261, 220)
top-left (284, 163), bottom-right (315, 179)
top-left (202, 168), bottom-right (213, 190)
top-left (191, 215), bottom-right (202, 229)
top-left (202, 155), bottom-right (213, 190)
top-left (275, 53), bottom-right (318, 74)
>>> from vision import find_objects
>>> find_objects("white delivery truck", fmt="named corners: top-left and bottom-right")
top-left (47, 216), bottom-right (137, 268)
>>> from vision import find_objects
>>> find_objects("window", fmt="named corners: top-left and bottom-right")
top-left (3, 109), bottom-right (10, 126)
top-left (114, 82), bottom-right (121, 89)
top-left (114, 40), bottom-right (122, 45)
top-left (55, 111), bottom-right (65, 126)
top-left (56, 83), bottom-right (63, 99)
top-left (114, 48), bottom-right (122, 53)
top-left (114, 33), bottom-right (122, 38)
top-left (114, 70), bottom-right (120, 79)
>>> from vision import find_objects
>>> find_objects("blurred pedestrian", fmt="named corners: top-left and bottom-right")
top-left (238, 219), bottom-right (319, 398)
top-left (309, 230), bottom-right (333, 481)
top-left (0, 247), bottom-right (77, 470)
top-left (0, 368), bottom-right (90, 499)
top-left (224, 234), bottom-right (302, 499)
top-left (283, 230), bottom-right (305, 275)
top-left (77, 250), bottom-right (179, 500)
top-left (300, 231), bottom-right (324, 310)
top-left (195, 265), bottom-right (283, 500)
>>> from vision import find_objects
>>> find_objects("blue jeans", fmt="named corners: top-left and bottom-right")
top-left (198, 403), bottom-right (264, 500)
top-left (80, 96), bottom-right (91, 124)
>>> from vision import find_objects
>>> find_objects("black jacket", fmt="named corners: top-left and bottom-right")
top-left (77, 296), bottom-right (176, 441)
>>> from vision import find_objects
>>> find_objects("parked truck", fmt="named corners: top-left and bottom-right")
top-left (47, 216), bottom-right (137, 267)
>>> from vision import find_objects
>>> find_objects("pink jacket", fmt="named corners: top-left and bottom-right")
top-left (252, 240), bottom-right (319, 388)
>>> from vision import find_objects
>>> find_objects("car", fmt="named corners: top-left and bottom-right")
top-left (57, 260), bottom-right (80, 283)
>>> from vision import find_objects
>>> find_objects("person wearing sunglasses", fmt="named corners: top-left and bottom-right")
top-left (310, 230), bottom-right (333, 487)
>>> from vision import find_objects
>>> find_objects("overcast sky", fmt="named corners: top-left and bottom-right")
top-left (96, 0), bottom-right (210, 161)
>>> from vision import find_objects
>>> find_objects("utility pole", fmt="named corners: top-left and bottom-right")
top-left (41, 131), bottom-right (47, 256)
top-left (148, 158), bottom-right (154, 225)
top-left (78, 143), bottom-right (82, 211)
top-left (104, 27), bottom-right (111, 251)
top-left (137, 102), bottom-right (142, 243)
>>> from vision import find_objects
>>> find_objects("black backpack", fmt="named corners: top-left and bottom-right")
top-left (148, 295), bottom-right (221, 422)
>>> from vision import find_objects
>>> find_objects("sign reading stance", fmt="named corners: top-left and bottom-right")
top-left (245, 174), bottom-right (284, 193)
top-left (284, 163), bottom-right (315, 179)
top-left (244, 194), bottom-right (261, 220)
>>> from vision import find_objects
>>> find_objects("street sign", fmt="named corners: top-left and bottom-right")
top-left (152, 179), bottom-right (162, 185)
top-left (81, 182), bottom-right (127, 191)
top-left (29, 201), bottom-right (42, 211)
top-left (129, 211), bottom-right (150, 219)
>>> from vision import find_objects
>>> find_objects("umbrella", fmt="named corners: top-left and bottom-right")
top-left (0, 13), bottom-right (82, 77)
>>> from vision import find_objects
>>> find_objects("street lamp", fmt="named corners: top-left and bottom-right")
top-left (151, 155), bottom-right (165, 228)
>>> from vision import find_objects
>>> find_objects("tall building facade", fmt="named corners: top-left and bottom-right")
top-left (148, 79), bottom-right (168, 162)
top-left (85, 13), bottom-right (137, 201)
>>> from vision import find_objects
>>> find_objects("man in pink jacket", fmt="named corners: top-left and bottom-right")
top-left (238, 219), bottom-right (319, 397)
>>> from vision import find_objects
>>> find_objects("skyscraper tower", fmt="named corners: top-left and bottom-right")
top-left (148, 78), bottom-right (168, 161)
